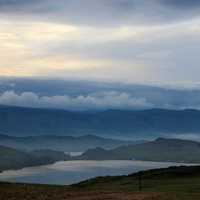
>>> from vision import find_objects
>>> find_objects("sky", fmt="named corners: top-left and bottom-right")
top-left (0, 1), bottom-right (200, 111)
top-left (0, 0), bottom-right (200, 85)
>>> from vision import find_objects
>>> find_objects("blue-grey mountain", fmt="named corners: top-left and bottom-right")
top-left (0, 134), bottom-right (138, 152)
top-left (0, 105), bottom-right (200, 139)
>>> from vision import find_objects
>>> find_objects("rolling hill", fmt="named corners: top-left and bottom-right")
top-left (0, 145), bottom-right (70, 172)
top-left (78, 138), bottom-right (200, 163)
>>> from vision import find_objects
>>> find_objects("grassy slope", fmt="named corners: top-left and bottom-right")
top-left (1, 166), bottom-right (200, 200)
top-left (73, 166), bottom-right (200, 200)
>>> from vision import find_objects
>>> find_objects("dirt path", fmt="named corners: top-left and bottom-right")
top-left (60, 192), bottom-right (171, 200)
top-left (0, 182), bottom-right (176, 200)
top-left (0, 190), bottom-right (175, 200)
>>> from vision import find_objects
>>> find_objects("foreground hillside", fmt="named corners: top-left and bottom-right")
top-left (1, 166), bottom-right (200, 200)
top-left (0, 183), bottom-right (174, 200)
top-left (1, 105), bottom-right (200, 138)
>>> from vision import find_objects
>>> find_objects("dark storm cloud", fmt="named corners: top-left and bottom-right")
top-left (0, 0), bottom-right (40, 8)
top-left (1, 0), bottom-right (200, 26)
top-left (161, 0), bottom-right (200, 9)
top-left (0, 0), bottom-right (27, 6)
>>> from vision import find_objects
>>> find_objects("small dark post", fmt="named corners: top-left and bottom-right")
top-left (138, 171), bottom-right (142, 191)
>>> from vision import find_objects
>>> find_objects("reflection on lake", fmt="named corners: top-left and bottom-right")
top-left (0, 160), bottom-right (194, 185)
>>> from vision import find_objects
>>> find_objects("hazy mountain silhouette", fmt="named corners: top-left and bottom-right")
top-left (0, 145), bottom-right (70, 172)
top-left (0, 134), bottom-right (141, 152)
top-left (79, 138), bottom-right (200, 163)
top-left (0, 105), bottom-right (200, 138)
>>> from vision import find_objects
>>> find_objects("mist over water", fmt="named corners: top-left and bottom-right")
top-left (0, 160), bottom-right (194, 185)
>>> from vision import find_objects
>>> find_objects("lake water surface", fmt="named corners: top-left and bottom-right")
top-left (0, 160), bottom-right (194, 185)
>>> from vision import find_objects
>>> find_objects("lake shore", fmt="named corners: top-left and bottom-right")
top-left (0, 160), bottom-right (197, 185)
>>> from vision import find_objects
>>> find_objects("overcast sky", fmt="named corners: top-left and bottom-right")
top-left (0, 0), bottom-right (200, 85)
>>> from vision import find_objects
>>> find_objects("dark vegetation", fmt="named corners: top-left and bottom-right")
top-left (74, 165), bottom-right (200, 191)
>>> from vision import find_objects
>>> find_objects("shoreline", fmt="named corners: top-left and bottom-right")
top-left (0, 160), bottom-right (198, 185)
top-left (1, 159), bottom-right (198, 175)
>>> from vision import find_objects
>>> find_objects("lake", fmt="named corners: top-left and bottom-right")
top-left (0, 160), bottom-right (194, 185)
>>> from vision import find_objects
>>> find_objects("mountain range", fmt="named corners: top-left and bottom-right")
top-left (0, 134), bottom-right (139, 152)
top-left (0, 105), bottom-right (200, 139)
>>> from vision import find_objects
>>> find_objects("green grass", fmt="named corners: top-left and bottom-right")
top-left (71, 166), bottom-right (200, 200)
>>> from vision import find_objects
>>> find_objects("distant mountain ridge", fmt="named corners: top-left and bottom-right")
top-left (0, 134), bottom-right (139, 152)
top-left (78, 138), bottom-right (200, 163)
top-left (0, 105), bottom-right (200, 138)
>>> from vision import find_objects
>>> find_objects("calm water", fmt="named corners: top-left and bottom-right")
top-left (0, 160), bottom-right (194, 185)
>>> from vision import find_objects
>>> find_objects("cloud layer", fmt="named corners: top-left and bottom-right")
top-left (0, 91), bottom-right (153, 111)
top-left (0, 78), bottom-right (200, 111)
top-left (1, 0), bottom-right (200, 25)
